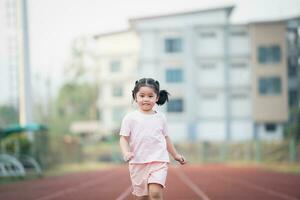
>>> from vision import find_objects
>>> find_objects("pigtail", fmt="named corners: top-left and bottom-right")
top-left (157, 90), bottom-right (170, 105)
top-left (132, 80), bottom-right (139, 99)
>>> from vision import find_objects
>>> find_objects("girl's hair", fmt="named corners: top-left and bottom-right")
top-left (132, 78), bottom-right (170, 106)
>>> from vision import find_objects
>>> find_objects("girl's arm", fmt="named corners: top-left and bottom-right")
top-left (165, 136), bottom-right (186, 165)
top-left (119, 136), bottom-right (134, 162)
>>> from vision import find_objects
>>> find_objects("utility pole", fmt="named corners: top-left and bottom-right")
top-left (16, 0), bottom-right (33, 141)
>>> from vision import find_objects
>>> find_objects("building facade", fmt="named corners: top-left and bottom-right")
top-left (93, 30), bottom-right (139, 134)
top-left (249, 22), bottom-right (288, 140)
top-left (94, 6), bottom-right (295, 142)
top-left (286, 18), bottom-right (300, 110)
top-left (130, 6), bottom-right (251, 142)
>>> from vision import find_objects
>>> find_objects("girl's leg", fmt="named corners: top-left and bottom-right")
top-left (136, 196), bottom-right (149, 200)
top-left (148, 183), bottom-right (163, 200)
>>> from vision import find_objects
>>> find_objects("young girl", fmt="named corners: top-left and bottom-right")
top-left (119, 78), bottom-right (186, 200)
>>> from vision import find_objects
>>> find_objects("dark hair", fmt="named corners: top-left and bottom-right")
top-left (132, 78), bottom-right (170, 106)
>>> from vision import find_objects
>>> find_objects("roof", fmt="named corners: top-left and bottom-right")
top-left (93, 29), bottom-right (132, 40)
top-left (0, 123), bottom-right (48, 139)
top-left (129, 4), bottom-right (235, 24)
top-left (230, 0), bottom-right (300, 24)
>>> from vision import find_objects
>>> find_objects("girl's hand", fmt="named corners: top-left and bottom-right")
top-left (174, 154), bottom-right (186, 165)
top-left (123, 152), bottom-right (134, 162)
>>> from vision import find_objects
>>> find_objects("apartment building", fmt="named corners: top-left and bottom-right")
top-left (249, 22), bottom-right (288, 140)
top-left (286, 18), bottom-right (300, 109)
top-left (94, 6), bottom-right (294, 142)
top-left (93, 30), bottom-right (139, 134)
top-left (130, 6), bottom-right (254, 142)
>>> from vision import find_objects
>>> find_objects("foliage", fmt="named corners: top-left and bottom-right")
top-left (49, 82), bottom-right (98, 136)
top-left (285, 106), bottom-right (300, 141)
top-left (48, 37), bottom-right (99, 137)
top-left (0, 105), bottom-right (18, 127)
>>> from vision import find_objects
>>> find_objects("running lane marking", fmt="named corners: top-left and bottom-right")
top-left (35, 171), bottom-right (121, 200)
top-left (174, 169), bottom-right (211, 200)
top-left (115, 186), bottom-right (131, 200)
top-left (218, 175), bottom-right (299, 200)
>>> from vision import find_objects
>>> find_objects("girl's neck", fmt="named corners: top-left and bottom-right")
top-left (138, 109), bottom-right (156, 115)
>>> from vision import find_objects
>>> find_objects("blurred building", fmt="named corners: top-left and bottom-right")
top-left (0, 0), bottom-right (18, 107)
top-left (92, 30), bottom-right (139, 134)
top-left (130, 5), bottom-right (256, 142)
top-left (249, 22), bottom-right (288, 140)
top-left (92, 5), bottom-right (299, 142)
top-left (286, 18), bottom-right (300, 109)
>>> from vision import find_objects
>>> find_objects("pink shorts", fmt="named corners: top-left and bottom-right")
top-left (129, 162), bottom-right (168, 197)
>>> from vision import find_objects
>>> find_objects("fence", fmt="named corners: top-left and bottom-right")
top-left (175, 139), bottom-right (299, 163)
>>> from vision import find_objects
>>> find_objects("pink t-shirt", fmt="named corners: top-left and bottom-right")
top-left (119, 110), bottom-right (170, 164)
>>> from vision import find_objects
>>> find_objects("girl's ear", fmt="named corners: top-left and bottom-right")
top-left (156, 95), bottom-right (160, 102)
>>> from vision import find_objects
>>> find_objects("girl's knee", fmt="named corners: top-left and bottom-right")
top-left (148, 183), bottom-right (163, 199)
top-left (136, 196), bottom-right (149, 200)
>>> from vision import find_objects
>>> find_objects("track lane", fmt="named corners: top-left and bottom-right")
top-left (1, 164), bottom-right (300, 200)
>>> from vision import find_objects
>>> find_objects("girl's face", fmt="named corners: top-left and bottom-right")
top-left (135, 86), bottom-right (159, 113)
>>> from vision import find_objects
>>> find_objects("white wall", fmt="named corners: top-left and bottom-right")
top-left (196, 28), bottom-right (224, 57)
top-left (229, 26), bottom-right (250, 56)
top-left (197, 61), bottom-right (225, 88)
top-left (230, 93), bottom-right (251, 117)
top-left (230, 120), bottom-right (253, 141)
top-left (198, 93), bottom-right (225, 118)
top-left (229, 60), bottom-right (251, 87)
top-left (168, 123), bottom-right (187, 142)
top-left (197, 121), bottom-right (226, 141)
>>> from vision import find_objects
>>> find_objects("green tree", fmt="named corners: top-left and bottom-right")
top-left (0, 105), bottom-right (18, 127)
top-left (49, 82), bottom-right (98, 136)
top-left (49, 37), bottom-right (99, 136)
top-left (285, 107), bottom-right (300, 141)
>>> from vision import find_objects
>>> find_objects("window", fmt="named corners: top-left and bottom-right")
top-left (288, 57), bottom-right (298, 77)
top-left (199, 32), bottom-right (216, 38)
top-left (230, 31), bottom-right (247, 36)
top-left (110, 60), bottom-right (121, 72)
top-left (259, 77), bottom-right (281, 95)
top-left (231, 63), bottom-right (247, 68)
top-left (165, 38), bottom-right (182, 53)
top-left (201, 93), bottom-right (217, 99)
top-left (289, 90), bottom-right (299, 107)
top-left (258, 45), bottom-right (281, 64)
top-left (201, 63), bottom-right (215, 69)
top-left (167, 99), bottom-right (183, 112)
top-left (112, 86), bottom-right (123, 97)
top-left (265, 123), bottom-right (276, 132)
top-left (231, 93), bottom-right (248, 99)
top-left (166, 69), bottom-right (183, 83)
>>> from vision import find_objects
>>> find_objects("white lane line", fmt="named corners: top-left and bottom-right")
top-left (35, 171), bottom-right (120, 200)
top-left (218, 175), bottom-right (299, 200)
top-left (174, 169), bottom-right (211, 200)
top-left (115, 186), bottom-right (132, 200)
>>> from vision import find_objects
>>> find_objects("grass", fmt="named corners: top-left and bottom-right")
top-left (44, 161), bottom-right (119, 177)
top-left (0, 161), bottom-right (120, 185)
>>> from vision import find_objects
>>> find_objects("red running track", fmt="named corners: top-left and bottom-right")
top-left (1, 164), bottom-right (300, 200)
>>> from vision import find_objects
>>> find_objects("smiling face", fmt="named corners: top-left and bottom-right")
top-left (135, 86), bottom-right (159, 113)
